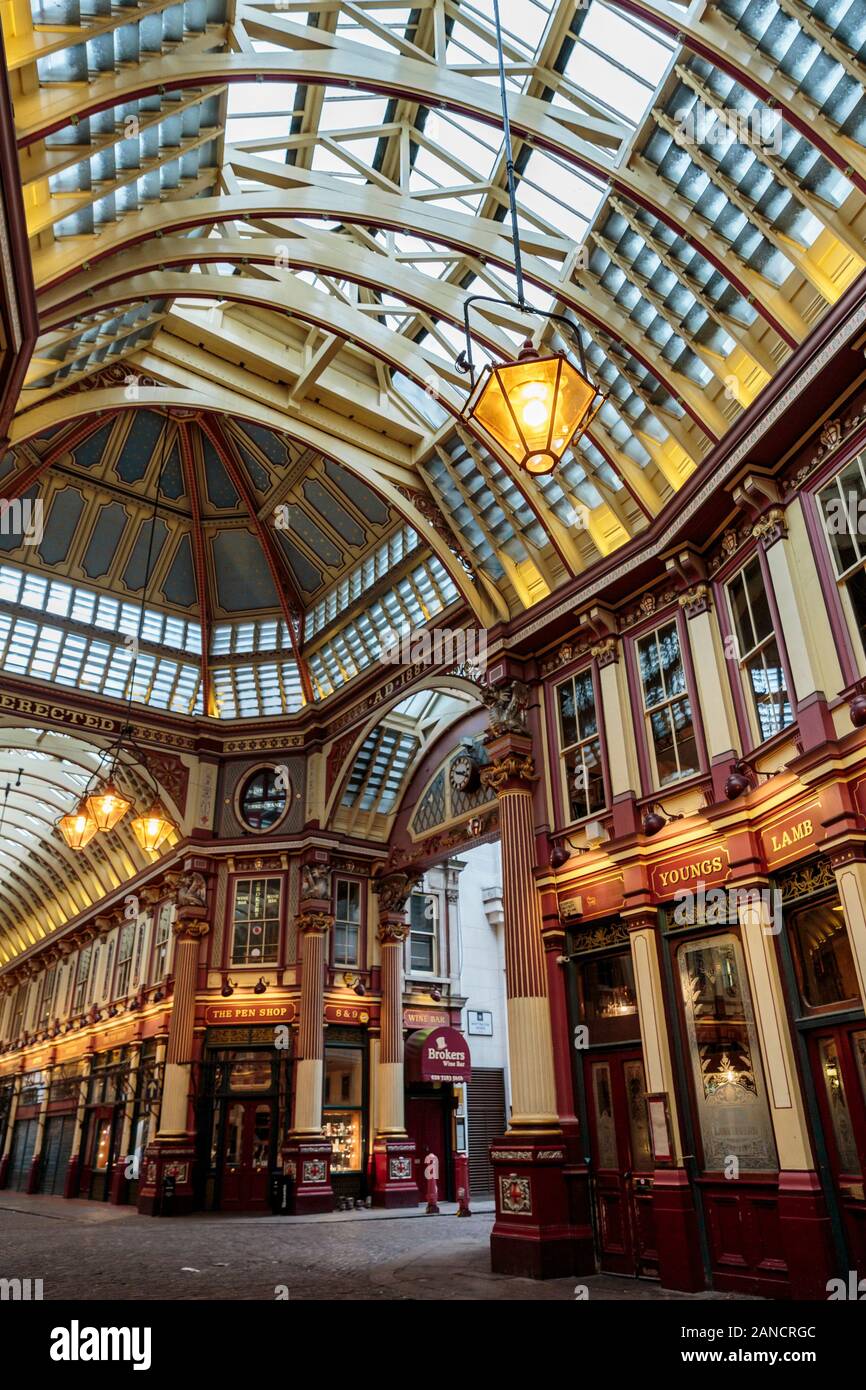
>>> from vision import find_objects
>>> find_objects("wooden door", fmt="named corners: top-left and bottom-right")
top-left (219, 1099), bottom-right (274, 1212)
top-left (406, 1092), bottom-right (449, 1199)
top-left (585, 1051), bottom-right (658, 1278)
top-left (809, 1026), bottom-right (866, 1271)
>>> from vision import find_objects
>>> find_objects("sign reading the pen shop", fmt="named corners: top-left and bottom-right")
top-left (649, 845), bottom-right (729, 897)
top-left (204, 1002), bottom-right (295, 1026)
top-left (760, 800), bottom-right (821, 869)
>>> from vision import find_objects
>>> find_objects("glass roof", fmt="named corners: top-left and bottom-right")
top-left (2, 0), bottom-right (866, 711)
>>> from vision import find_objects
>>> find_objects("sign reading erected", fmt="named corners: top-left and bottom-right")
top-left (649, 845), bottom-right (729, 898)
top-left (406, 1026), bottom-right (471, 1084)
top-left (760, 800), bottom-right (821, 868)
top-left (204, 1002), bottom-right (295, 1026)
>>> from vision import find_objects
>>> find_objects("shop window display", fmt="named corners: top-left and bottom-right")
top-left (323, 1046), bottom-right (363, 1172)
top-left (788, 899), bottom-right (862, 1012)
top-left (678, 934), bottom-right (777, 1172)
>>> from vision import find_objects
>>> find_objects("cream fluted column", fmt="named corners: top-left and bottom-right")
top-left (138, 872), bottom-right (209, 1216)
top-left (829, 845), bottom-right (866, 1002)
top-left (290, 911), bottom-right (332, 1136)
top-left (283, 858), bottom-right (335, 1214)
top-left (370, 870), bottom-right (420, 1206)
top-left (481, 725), bottom-right (558, 1131)
top-left (480, 680), bottom-right (577, 1278)
top-left (735, 882), bottom-right (836, 1296)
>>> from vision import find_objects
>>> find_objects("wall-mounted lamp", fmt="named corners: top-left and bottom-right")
top-left (724, 759), bottom-right (773, 801)
top-left (221, 977), bottom-right (236, 998)
top-left (253, 977), bottom-right (268, 995)
top-left (641, 802), bottom-right (684, 837)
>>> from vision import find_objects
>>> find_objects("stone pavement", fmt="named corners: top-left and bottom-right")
top-left (0, 1193), bottom-right (751, 1301)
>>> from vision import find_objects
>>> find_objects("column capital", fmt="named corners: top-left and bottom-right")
top-left (372, 869), bottom-right (422, 917)
top-left (377, 919), bottom-right (410, 946)
top-left (172, 912), bottom-right (209, 941)
top-left (296, 910), bottom-right (334, 936)
top-left (480, 735), bottom-right (537, 794)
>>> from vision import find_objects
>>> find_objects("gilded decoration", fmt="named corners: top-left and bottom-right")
top-left (296, 911), bottom-right (334, 936)
top-left (678, 583), bottom-right (712, 618)
top-left (751, 506), bottom-right (787, 544)
top-left (171, 919), bottom-right (210, 940)
top-left (775, 856), bottom-right (835, 904)
top-left (568, 921), bottom-right (630, 953)
top-left (372, 870), bottom-right (422, 916)
top-left (500, 1175), bottom-right (532, 1215)
top-left (480, 753), bottom-right (536, 793)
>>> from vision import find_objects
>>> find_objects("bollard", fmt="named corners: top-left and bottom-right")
top-left (423, 1151), bottom-right (440, 1214)
top-left (454, 1152), bottom-right (471, 1216)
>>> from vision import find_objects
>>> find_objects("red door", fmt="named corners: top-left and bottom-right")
top-left (406, 1092), bottom-right (449, 1199)
top-left (585, 1051), bottom-right (658, 1277)
top-left (809, 1026), bottom-right (866, 1270)
top-left (219, 1100), bottom-right (274, 1212)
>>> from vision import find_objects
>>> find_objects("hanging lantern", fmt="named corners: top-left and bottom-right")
top-left (84, 780), bottom-right (132, 833)
top-left (129, 802), bottom-right (175, 853)
top-left (58, 799), bottom-right (99, 850)
top-left (466, 339), bottom-right (599, 475)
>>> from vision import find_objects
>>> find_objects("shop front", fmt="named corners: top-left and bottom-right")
top-left (404, 1025), bottom-right (471, 1201)
top-left (199, 1026), bottom-right (293, 1213)
top-left (565, 920), bottom-right (657, 1279)
top-left (78, 1048), bottom-right (130, 1201)
top-left (774, 854), bottom-right (866, 1274)
top-left (6, 1069), bottom-right (45, 1192)
top-left (323, 1025), bottom-right (368, 1203)
top-left (39, 1062), bottom-right (80, 1196)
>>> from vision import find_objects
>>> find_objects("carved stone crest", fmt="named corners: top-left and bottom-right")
top-left (480, 678), bottom-right (530, 735)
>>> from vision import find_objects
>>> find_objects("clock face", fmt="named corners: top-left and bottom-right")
top-left (450, 752), bottom-right (477, 794)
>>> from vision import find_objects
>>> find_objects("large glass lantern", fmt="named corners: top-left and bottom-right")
top-left (130, 802), bottom-right (175, 853)
top-left (466, 339), bottom-right (599, 475)
top-left (84, 780), bottom-right (132, 833)
top-left (58, 799), bottom-right (99, 850)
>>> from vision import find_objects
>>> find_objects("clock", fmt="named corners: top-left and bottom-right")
top-left (449, 750), bottom-right (479, 794)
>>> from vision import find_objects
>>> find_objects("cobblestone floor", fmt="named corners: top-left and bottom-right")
top-left (0, 1194), bottom-right (751, 1301)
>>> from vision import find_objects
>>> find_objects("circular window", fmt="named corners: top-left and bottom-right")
top-left (238, 767), bottom-right (288, 831)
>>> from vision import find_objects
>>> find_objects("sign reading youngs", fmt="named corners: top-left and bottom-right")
top-left (406, 1026), bottom-right (472, 1084)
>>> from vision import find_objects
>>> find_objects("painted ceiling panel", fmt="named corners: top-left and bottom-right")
top-left (211, 528), bottom-right (280, 611)
top-left (82, 502), bottom-right (128, 580)
top-left (38, 488), bottom-right (85, 566)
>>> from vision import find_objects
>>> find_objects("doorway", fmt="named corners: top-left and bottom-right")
top-left (406, 1089), bottom-right (451, 1199)
top-left (585, 1050), bottom-right (658, 1278)
top-left (218, 1099), bottom-right (275, 1212)
top-left (808, 1026), bottom-right (866, 1270)
top-left (7, 1117), bottom-right (38, 1192)
top-left (40, 1114), bottom-right (76, 1195)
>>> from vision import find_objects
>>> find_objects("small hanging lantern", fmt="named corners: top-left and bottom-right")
top-left (466, 339), bottom-right (600, 475)
top-left (84, 780), bottom-right (132, 833)
top-left (129, 802), bottom-right (175, 853)
top-left (58, 799), bottom-right (99, 850)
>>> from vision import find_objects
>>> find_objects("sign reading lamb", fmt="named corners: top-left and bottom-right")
top-left (378, 623), bottom-right (487, 673)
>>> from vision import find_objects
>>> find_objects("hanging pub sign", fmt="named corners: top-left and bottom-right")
top-left (405, 1026), bottom-right (472, 1084)
top-left (759, 799), bottom-right (822, 869)
top-left (649, 844), bottom-right (729, 898)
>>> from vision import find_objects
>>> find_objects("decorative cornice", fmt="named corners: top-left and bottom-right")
top-left (295, 911), bottom-right (333, 935)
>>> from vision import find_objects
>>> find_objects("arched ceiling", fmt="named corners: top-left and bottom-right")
top-left (0, 725), bottom-right (180, 966)
top-left (1, 0), bottom-right (864, 662)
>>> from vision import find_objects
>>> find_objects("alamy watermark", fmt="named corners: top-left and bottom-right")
top-left (673, 107), bottom-right (783, 155)
top-left (0, 497), bottom-right (43, 546)
top-left (378, 624), bottom-right (488, 672)
top-left (671, 882), bottom-right (783, 935)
